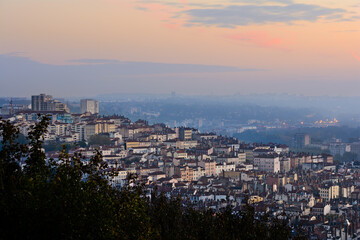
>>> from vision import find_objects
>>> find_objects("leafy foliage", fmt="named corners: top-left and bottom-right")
top-left (88, 134), bottom-right (112, 146)
top-left (43, 141), bottom-right (75, 152)
top-left (0, 117), bottom-right (299, 240)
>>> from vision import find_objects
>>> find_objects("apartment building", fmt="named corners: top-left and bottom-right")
top-left (254, 154), bottom-right (280, 173)
top-left (80, 99), bottom-right (99, 115)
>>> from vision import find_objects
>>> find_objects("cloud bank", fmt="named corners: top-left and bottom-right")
top-left (183, 4), bottom-right (349, 27)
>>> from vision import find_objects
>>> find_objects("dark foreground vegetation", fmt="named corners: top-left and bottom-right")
top-left (0, 116), bottom-right (305, 239)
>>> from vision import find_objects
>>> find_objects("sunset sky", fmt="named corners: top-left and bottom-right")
top-left (0, 0), bottom-right (359, 97)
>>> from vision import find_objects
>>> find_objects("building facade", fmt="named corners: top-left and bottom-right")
top-left (80, 99), bottom-right (99, 114)
top-left (31, 94), bottom-right (69, 112)
top-left (254, 154), bottom-right (280, 173)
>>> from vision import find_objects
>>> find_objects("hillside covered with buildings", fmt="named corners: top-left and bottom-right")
top-left (2, 94), bottom-right (360, 239)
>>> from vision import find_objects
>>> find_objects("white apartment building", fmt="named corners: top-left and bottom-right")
top-left (319, 185), bottom-right (340, 201)
top-left (80, 99), bottom-right (99, 115)
top-left (72, 123), bottom-right (86, 141)
top-left (48, 123), bottom-right (71, 136)
top-left (198, 160), bottom-right (216, 176)
top-left (215, 162), bottom-right (236, 176)
top-left (192, 166), bottom-right (205, 180)
top-left (254, 154), bottom-right (280, 173)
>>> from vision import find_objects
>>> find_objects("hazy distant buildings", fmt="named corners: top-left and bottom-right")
top-left (350, 142), bottom-right (360, 159)
top-left (294, 133), bottom-right (311, 149)
top-left (80, 99), bottom-right (99, 114)
top-left (31, 94), bottom-right (69, 112)
top-left (0, 100), bottom-right (29, 115)
top-left (329, 142), bottom-right (350, 156)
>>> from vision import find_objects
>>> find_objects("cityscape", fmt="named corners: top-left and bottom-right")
top-left (2, 93), bottom-right (360, 238)
top-left (1, 0), bottom-right (360, 239)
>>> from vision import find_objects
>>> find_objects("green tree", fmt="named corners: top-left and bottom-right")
top-left (43, 141), bottom-right (75, 152)
top-left (88, 134), bottom-right (112, 146)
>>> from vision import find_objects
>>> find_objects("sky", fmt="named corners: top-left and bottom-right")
top-left (0, 0), bottom-right (359, 97)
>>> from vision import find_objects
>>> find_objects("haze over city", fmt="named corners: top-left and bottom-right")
top-left (1, 0), bottom-right (360, 97)
top-left (3, 1), bottom-right (360, 239)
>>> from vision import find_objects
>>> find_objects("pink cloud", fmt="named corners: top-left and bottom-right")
top-left (136, 2), bottom-right (188, 30)
top-left (163, 23), bottom-right (180, 30)
top-left (180, 0), bottom-right (190, 10)
top-left (226, 32), bottom-right (284, 48)
top-left (352, 51), bottom-right (360, 61)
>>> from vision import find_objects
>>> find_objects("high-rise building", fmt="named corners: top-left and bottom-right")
top-left (31, 94), bottom-right (52, 111)
top-left (80, 99), bottom-right (99, 114)
top-left (31, 94), bottom-right (69, 112)
top-left (178, 127), bottom-right (192, 141)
